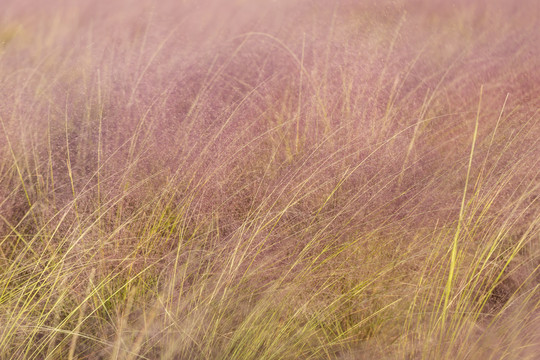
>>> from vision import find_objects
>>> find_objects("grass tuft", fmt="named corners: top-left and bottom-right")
top-left (0, 0), bottom-right (538, 359)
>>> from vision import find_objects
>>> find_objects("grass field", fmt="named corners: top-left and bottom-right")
top-left (0, 0), bottom-right (539, 359)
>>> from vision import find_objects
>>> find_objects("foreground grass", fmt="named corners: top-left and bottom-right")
top-left (0, 0), bottom-right (539, 359)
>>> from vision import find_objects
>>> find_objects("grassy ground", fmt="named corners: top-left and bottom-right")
top-left (0, 0), bottom-right (539, 359)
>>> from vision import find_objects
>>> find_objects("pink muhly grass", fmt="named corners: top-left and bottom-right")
top-left (0, 0), bottom-right (538, 359)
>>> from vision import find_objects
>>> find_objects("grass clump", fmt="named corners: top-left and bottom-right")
top-left (0, 0), bottom-right (539, 359)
